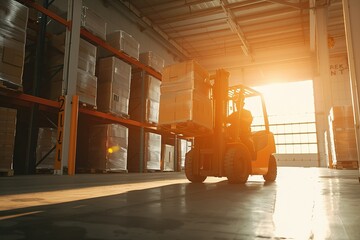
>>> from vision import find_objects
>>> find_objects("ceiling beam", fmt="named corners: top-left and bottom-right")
top-left (220, 0), bottom-right (251, 56)
top-left (263, 0), bottom-right (304, 9)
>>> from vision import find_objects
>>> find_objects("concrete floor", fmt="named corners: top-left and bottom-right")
top-left (0, 167), bottom-right (359, 240)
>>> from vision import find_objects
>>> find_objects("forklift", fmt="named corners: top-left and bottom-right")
top-left (185, 69), bottom-right (277, 183)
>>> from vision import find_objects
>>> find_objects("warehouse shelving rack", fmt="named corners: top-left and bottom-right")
top-left (1, 0), bottom-right (176, 175)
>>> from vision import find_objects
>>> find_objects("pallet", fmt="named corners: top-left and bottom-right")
top-left (158, 121), bottom-right (213, 137)
top-left (333, 161), bottom-right (359, 170)
top-left (0, 80), bottom-right (23, 92)
top-left (0, 169), bottom-right (14, 177)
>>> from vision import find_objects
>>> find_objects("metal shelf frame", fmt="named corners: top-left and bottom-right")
top-left (5, 0), bottom-right (167, 175)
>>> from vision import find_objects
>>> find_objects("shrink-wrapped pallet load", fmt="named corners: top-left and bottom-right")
top-left (130, 71), bottom-right (161, 124)
top-left (139, 51), bottom-right (165, 73)
top-left (81, 5), bottom-right (107, 40)
top-left (0, 0), bottom-right (28, 88)
top-left (36, 128), bottom-right (57, 170)
top-left (159, 60), bottom-right (213, 134)
top-left (162, 144), bottom-right (175, 172)
top-left (101, 30), bottom-right (140, 60)
top-left (87, 124), bottom-right (128, 172)
top-left (97, 56), bottom-right (131, 117)
top-left (48, 34), bottom-right (98, 107)
top-left (328, 105), bottom-right (358, 169)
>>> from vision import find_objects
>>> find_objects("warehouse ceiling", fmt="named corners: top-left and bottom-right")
top-left (120, 0), bottom-right (345, 72)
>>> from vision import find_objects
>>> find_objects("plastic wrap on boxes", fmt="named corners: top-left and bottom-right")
top-left (88, 124), bottom-right (128, 171)
top-left (0, 0), bottom-right (29, 43)
top-left (139, 51), bottom-right (165, 73)
top-left (161, 60), bottom-right (210, 95)
top-left (131, 71), bottom-right (161, 101)
top-left (0, 0), bottom-right (27, 87)
top-left (51, 34), bottom-right (97, 75)
top-left (159, 89), bottom-right (213, 130)
top-left (36, 128), bottom-right (57, 169)
top-left (130, 71), bottom-right (161, 123)
top-left (77, 69), bottom-right (97, 106)
top-left (97, 57), bottom-right (131, 116)
top-left (328, 105), bottom-right (358, 166)
top-left (0, 107), bottom-right (17, 171)
top-left (145, 132), bottom-right (162, 171)
top-left (129, 98), bottom-right (160, 124)
top-left (81, 5), bottom-right (107, 40)
top-left (106, 30), bottom-right (140, 60)
top-left (162, 144), bottom-right (175, 171)
top-left (0, 37), bottom-right (25, 85)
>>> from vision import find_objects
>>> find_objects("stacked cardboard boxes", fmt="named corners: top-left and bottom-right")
top-left (159, 60), bottom-right (212, 131)
top-left (162, 144), bottom-right (175, 171)
top-left (139, 51), bottom-right (165, 73)
top-left (97, 57), bottom-right (131, 117)
top-left (81, 5), bottom-right (107, 40)
top-left (104, 30), bottom-right (140, 60)
top-left (145, 132), bottom-right (162, 171)
top-left (48, 33), bottom-right (98, 107)
top-left (87, 124), bottom-right (128, 172)
top-left (128, 130), bottom-right (162, 172)
top-left (0, 107), bottom-right (17, 175)
top-left (130, 71), bottom-right (161, 123)
top-left (0, 0), bottom-right (28, 87)
top-left (36, 128), bottom-right (57, 170)
top-left (328, 106), bottom-right (358, 169)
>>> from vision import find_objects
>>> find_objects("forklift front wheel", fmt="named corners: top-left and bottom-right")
top-left (224, 145), bottom-right (251, 184)
top-left (185, 150), bottom-right (207, 183)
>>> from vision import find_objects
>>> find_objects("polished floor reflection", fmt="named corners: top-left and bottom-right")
top-left (0, 167), bottom-right (359, 240)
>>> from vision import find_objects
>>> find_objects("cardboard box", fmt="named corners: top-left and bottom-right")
top-left (139, 51), bottom-right (165, 73)
top-left (88, 124), bottom-right (128, 171)
top-left (129, 98), bottom-right (159, 124)
top-left (131, 71), bottom-right (161, 101)
top-left (97, 57), bottom-right (131, 116)
top-left (159, 89), bottom-right (213, 130)
top-left (106, 30), bottom-right (140, 60)
top-left (0, 0), bottom-right (28, 43)
top-left (0, 107), bottom-right (17, 171)
top-left (161, 60), bottom-right (210, 95)
top-left (81, 6), bottom-right (107, 40)
top-left (145, 132), bottom-right (162, 170)
top-left (36, 128), bottom-right (57, 169)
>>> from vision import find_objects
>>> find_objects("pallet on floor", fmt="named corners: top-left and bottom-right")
top-left (333, 161), bottom-right (359, 169)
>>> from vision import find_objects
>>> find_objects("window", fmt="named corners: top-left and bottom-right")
top-left (249, 80), bottom-right (317, 154)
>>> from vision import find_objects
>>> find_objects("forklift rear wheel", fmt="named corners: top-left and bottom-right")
top-left (224, 145), bottom-right (251, 184)
top-left (185, 149), bottom-right (207, 183)
top-left (263, 155), bottom-right (277, 182)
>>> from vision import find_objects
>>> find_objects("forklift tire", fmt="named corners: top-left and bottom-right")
top-left (185, 150), bottom-right (207, 183)
top-left (263, 155), bottom-right (277, 182)
top-left (224, 145), bottom-right (251, 184)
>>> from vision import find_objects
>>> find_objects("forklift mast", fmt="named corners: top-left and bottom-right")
top-left (211, 69), bottom-right (230, 175)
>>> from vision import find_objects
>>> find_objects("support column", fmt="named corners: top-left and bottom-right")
top-left (313, 6), bottom-right (333, 167)
top-left (342, 0), bottom-right (360, 181)
top-left (54, 0), bottom-right (81, 175)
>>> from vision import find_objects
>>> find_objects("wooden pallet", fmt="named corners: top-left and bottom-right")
top-left (0, 80), bottom-right (23, 92)
top-left (158, 121), bottom-right (213, 137)
top-left (334, 161), bottom-right (359, 170)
